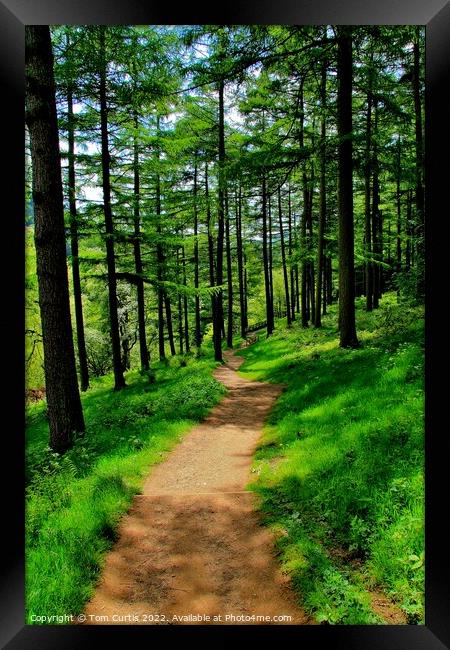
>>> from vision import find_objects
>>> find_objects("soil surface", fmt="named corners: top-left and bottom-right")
top-left (83, 350), bottom-right (309, 625)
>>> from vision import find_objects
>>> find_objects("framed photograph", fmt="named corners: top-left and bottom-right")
top-left (2, 0), bottom-right (448, 647)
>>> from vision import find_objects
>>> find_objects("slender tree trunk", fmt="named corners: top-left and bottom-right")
top-left (236, 184), bottom-right (247, 338)
top-left (309, 263), bottom-right (316, 324)
top-left (119, 307), bottom-right (131, 371)
top-left (182, 245), bottom-right (190, 353)
top-left (156, 119), bottom-right (165, 361)
top-left (278, 187), bottom-right (291, 325)
top-left (205, 162), bottom-right (215, 288)
top-left (337, 27), bottom-right (359, 348)
top-left (299, 82), bottom-right (309, 327)
top-left (308, 160), bottom-right (316, 327)
top-left (132, 110), bottom-right (149, 370)
top-left (178, 292), bottom-right (184, 354)
top-left (26, 25), bottom-right (85, 451)
top-left (165, 293), bottom-right (176, 356)
top-left (157, 232), bottom-right (165, 361)
top-left (67, 82), bottom-right (89, 390)
top-left (244, 252), bottom-right (248, 328)
top-left (193, 155), bottom-right (201, 348)
top-left (364, 63), bottom-right (373, 312)
top-left (225, 190), bottom-right (233, 347)
top-left (213, 78), bottom-right (225, 361)
top-left (288, 186), bottom-right (296, 322)
top-left (301, 212), bottom-right (308, 326)
top-left (205, 161), bottom-right (217, 351)
top-left (372, 100), bottom-right (380, 309)
top-left (327, 256), bottom-right (333, 305)
top-left (99, 27), bottom-right (126, 389)
top-left (268, 195), bottom-right (274, 324)
top-left (177, 248), bottom-right (184, 354)
top-left (396, 137), bottom-right (402, 294)
top-left (379, 210), bottom-right (384, 297)
top-left (315, 63), bottom-right (327, 327)
top-left (306, 265), bottom-right (312, 324)
top-left (262, 175), bottom-right (274, 336)
top-left (405, 189), bottom-right (412, 271)
top-left (387, 218), bottom-right (392, 273)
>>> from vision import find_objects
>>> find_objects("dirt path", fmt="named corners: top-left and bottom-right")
top-left (83, 350), bottom-right (309, 625)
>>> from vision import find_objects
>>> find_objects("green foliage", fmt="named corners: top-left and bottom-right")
top-left (239, 293), bottom-right (424, 624)
top-left (392, 267), bottom-right (425, 305)
top-left (25, 354), bottom-right (226, 623)
top-left (25, 228), bottom-right (45, 390)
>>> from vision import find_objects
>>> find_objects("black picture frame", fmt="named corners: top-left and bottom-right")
top-left (2, 1), bottom-right (449, 647)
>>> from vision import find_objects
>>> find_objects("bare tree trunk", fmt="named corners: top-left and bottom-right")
top-left (26, 25), bottom-right (85, 451)
top-left (288, 186), bottom-right (296, 322)
top-left (262, 175), bottom-right (274, 336)
top-left (193, 155), bottom-right (201, 348)
top-left (315, 62), bottom-right (327, 327)
top-left (372, 100), bottom-right (380, 309)
top-left (156, 119), bottom-right (165, 361)
top-left (236, 184), bottom-right (247, 338)
top-left (301, 213), bottom-right (308, 326)
top-left (364, 71), bottom-right (373, 312)
top-left (244, 252), bottom-right (248, 327)
top-left (327, 256), bottom-right (333, 305)
top-left (308, 160), bottom-right (316, 327)
top-left (205, 161), bottom-right (217, 352)
top-left (396, 137), bottom-right (402, 295)
top-left (212, 77), bottom-right (225, 361)
top-left (177, 248), bottom-right (184, 354)
top-left (157, 231), bottom-right (165, 361)
top-left (299, 81), bottom-right (309, 327)
top-left (132, 110), bottom-right (149, 370)
top-left (337, 27), bottom-right (359, 348)
top-left (165, 293), bottom-right (176, 357)
top-left (67, 80), bottom-right (89, 390)
top-left (99, 26), bottom-right (126, 389)
top-left (322, 259), bottom-right (327, 315)
top-left (278, 187), bottom-right (291, 325)
top-left (268, 195), bottom-right (274, 325)
top-left (405, 189), bottom-right (412, 271)
top-left (225, 190), bottom-right (233, 347)
top-left (182, 245), bottom-right (190, 353)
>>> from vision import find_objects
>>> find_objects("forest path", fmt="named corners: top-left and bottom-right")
top-left (83, 349), bottom-right (309, 625)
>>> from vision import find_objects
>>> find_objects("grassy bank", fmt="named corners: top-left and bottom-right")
top-left (25, 354), bottom-right (225, 624)
top-left (238, 293), bottom-right (424, 624)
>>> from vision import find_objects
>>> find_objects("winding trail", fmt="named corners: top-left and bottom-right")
top-left (83, 350), bottom-right (309, 625)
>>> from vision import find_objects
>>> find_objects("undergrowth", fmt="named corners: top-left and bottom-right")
top-left (25, 353), bottom-right (225, 623)
top-left (238, 293), bottom-right (424, 625)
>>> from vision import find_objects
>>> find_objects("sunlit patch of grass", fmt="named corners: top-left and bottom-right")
top-left (241, 293), bottom-right (424, 624)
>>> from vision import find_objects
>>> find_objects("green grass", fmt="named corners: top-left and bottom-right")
top-left (26, 294), bottom-right (424, 625)
top-left (238, 293), bottom-right (424, 624)
top-left (25, 352), bottom-right (226, 624)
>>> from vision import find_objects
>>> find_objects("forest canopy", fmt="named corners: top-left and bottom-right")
top-left (26, 25), bottom-right (424, 402)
